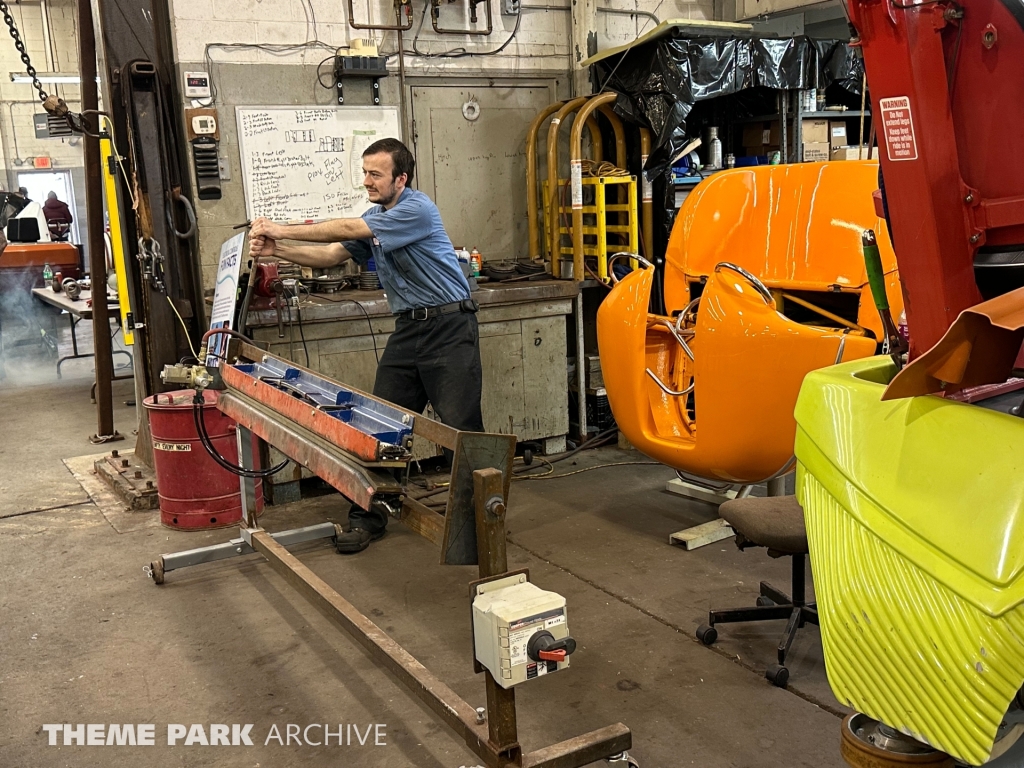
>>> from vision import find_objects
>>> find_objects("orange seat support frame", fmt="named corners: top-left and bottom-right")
top-left (596, 162), bottom-right (902, 484)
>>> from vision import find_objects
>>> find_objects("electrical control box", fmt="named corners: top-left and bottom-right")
top-left (472, 574), bottom-right (575, 689)
top-left (502, 0), bottom-right (520, 15)
top-left (183, 71), bottom-right (211, 99)
top-left (191, 114), bottom-right (217, 136)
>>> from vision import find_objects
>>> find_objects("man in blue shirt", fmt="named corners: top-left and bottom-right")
top-left (249, 138), bottom-right (483, 553)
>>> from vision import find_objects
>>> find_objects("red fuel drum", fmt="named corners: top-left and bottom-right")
top-left (143, 389), bottom-right (263, 530)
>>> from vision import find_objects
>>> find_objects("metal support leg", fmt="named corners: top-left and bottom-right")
top-left (474, 468), bottom-right (522, 763)
top-left (236, 425), bottom-right (258, 528)
top-left (766, 476), bottom-right (786, 497)
top-left (759, 581), bottom-right (791, 605)
top-left (153, 523), bottom-right (342, 577)
top-left (575, 293), bottom-right (588, 440)
top-left (56, 314), bottom-right (82, 378)
top-left (778, 607), bottom-right (802, 665)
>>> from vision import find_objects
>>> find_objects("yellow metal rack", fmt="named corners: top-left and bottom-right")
top-left (543, 174), bottom-right (638, 281)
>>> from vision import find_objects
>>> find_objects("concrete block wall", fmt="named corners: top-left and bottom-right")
top-left (175, 62), bottom-right (400, 286)
top-left (169, 0), bottom-right (721, 285)
top-left (169, 0), bottom-right (718, 77)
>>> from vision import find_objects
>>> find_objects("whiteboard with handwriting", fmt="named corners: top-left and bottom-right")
top-left (236, 106), bottom-right (401, 222)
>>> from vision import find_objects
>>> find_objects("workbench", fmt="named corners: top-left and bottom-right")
top-left (246, 280), bottom-right (578, 501)
top-left (32, 287), bottom-right (133, 399)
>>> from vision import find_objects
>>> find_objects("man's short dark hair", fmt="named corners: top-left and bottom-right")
top-left (363, 138), bottom-right (415, 185)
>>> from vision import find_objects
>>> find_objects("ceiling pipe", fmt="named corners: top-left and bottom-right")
top-left (520, 2), bottom-right (660, 26)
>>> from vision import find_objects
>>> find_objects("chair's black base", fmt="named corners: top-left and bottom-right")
top-left (697, 578), bottom-right (818, 688)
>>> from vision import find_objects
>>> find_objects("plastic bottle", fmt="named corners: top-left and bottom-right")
top-left (707, 127), bottom-right (722, 170)
top-left (470, 248), bottom-right (482, 277)
top-left (42, 263), bottom-right (53, 282)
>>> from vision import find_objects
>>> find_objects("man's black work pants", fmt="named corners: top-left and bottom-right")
top-left (348, 310), bottom-right (484, 533)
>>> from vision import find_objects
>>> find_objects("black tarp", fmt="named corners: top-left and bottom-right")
top-left (594, 32), bottom-right (865, 177)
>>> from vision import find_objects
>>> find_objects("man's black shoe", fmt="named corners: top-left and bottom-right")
top-left (336, 526), bottom-right (386, 554)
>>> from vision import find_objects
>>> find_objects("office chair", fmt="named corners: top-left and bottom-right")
top-left (695, 494), bottom-right (817, 688)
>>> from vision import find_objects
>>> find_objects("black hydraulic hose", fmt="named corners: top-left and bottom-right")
top-left (191, 394), bottom-right (288, 478)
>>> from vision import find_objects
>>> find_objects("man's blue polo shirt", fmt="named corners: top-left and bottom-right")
top-left (342, 187), bottom-right (471, 314)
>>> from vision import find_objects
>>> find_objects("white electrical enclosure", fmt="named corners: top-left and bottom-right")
top-left (472, 574), bottom-right (570, 689)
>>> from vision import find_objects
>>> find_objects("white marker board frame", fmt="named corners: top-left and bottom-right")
top-left (236, 105), bottom-right (401, 223)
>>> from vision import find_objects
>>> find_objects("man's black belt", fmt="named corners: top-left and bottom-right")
top-left (402, 299), bottom-right (478, 321)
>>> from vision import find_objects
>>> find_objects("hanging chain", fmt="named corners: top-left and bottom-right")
top-left (0, 0), bottom-right (72, 121)
top-left (0, 0), bottom-right (47, 103)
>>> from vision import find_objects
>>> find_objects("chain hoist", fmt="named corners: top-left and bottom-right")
top-left (0, 0), bottom-right (105, 134)
top-left (0, 0), bottom-right (68, 115)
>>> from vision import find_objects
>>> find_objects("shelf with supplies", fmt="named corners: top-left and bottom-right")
top-left (736, 110), bottom-right (871, 123)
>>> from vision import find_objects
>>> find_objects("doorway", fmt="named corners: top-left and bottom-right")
top-left (410, 80), bottom-right (560, 262)
top-left (17, 170), bottom-right (80, 244)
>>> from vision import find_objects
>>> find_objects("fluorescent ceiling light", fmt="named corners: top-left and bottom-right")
top-left (9, 73), bottom-right (90, 84)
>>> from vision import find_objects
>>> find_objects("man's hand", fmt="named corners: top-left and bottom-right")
top-left (248, 217), bottom-right (284, 260)
top-left (248, 233), bottom-right (276, 260)
top-left (250, 217), bottom-right (286, 242)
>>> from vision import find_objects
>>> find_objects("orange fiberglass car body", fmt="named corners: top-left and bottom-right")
top-left (597, 161), bottom-right (903, 485)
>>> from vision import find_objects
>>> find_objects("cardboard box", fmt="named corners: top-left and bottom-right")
top-left (743, 118), bottom-right (829, 148)
top-left (802, 142), bottom-right (831, 162)
top-left (830, 146), bottom-right (866, 161)
top-left (743, 122), bottom-right (785, 147)
top-left (742, 123), bottom-right (771, 147)
top-left (802, 119), bottom-right (829, 144)
top-left (829, 121), bottom-right (848, 148)
top-left (744, 145), bottom-right (779, 158)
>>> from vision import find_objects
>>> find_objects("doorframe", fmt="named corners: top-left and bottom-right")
top-left (16, 168), bottom-right (81, 243)
top-left (405, 75), bottom-right (567, 191)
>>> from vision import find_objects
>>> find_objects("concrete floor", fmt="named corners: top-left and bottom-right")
top-left (0, 347), bottom-right (851, 766)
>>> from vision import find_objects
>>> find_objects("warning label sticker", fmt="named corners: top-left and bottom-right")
top-left (509, 625), bottom-right (534, 666)
top-left (154, 441), bottom-right (192, 452)
top-left (641, 154), bottom-right (652, 203)
top-left (879, 96), bottom-right (918, 162)
top-left (570, 160), bottom-right (583, 210)
top-left (507, 608), bottom-right (566, 667)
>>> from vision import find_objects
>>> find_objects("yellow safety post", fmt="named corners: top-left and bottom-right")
top-left (100, 133), bottom-right (134, 345)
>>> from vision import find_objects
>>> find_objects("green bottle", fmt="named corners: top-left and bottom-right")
top-left (42, 263), bottom-right (53, 281)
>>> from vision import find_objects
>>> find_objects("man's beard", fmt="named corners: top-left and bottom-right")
top-left (369, 184), bottom-right (397, 207)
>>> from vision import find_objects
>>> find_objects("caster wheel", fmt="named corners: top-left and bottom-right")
top-left (696, 624), bottom-right (717, 645)
top-left (756, 596), bottom-right (775, 607)
top-left (840, 713), bottom-right (955, 767)
top-left (523, 448), bottom-right (533, 466)
top-left (766, 663), bottom-right (789, 688)
top-left (149, 558), bottom-right (165, 585)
